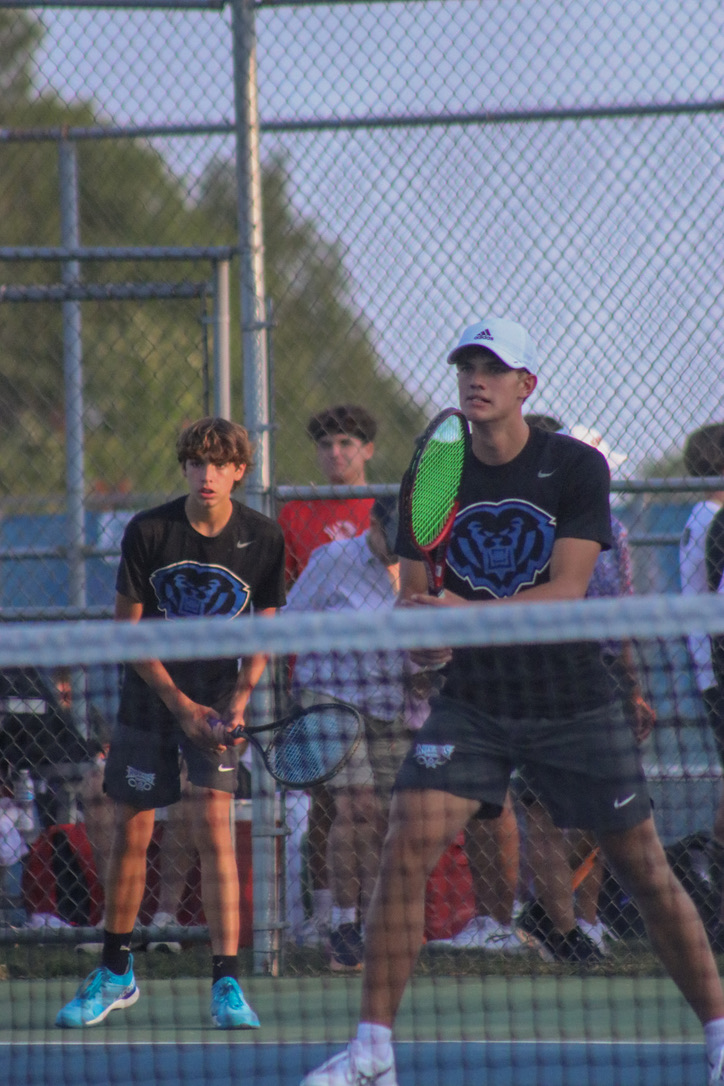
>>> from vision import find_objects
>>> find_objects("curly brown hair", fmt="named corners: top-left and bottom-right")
top-left (176, 417), bottom-right (255, 476)
top-left (306, 404), bottom-right (377, 445)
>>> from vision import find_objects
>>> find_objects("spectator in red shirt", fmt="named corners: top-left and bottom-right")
top-left (278, 404), bottom-right (378, 588)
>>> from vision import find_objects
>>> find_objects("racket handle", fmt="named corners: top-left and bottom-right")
top-left (209, 717), bottom-right (244, 742)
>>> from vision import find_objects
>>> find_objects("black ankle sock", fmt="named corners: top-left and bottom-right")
top-left (102, 930), bottom-right (133, 976)
top-left (212, 955), bottom-right (238, 986)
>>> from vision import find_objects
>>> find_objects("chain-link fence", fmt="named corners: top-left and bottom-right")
top-left (1, 0), bottom-right (722, 973)
top-left (2, 2), bottom-right (722, 592)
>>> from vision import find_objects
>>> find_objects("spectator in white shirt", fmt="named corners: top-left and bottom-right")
top-left (0, 766), bottom-right (34, 926)
top-left (285, 497), bottom-right (411, 972)
top-left (679, 423), bottom-right (724, 949)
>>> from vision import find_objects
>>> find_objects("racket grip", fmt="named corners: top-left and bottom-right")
top-left (209, 717), bottom-right (244, 742)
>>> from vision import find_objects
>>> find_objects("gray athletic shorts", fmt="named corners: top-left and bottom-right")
top-left (103, 723), bottom-right (240, 810)
top-left (297, 689), bottom-right (410, 799)
top-left (395, 694), bottom-right (651, 834)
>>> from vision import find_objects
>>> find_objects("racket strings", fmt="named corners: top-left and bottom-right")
top-left (410, 421), bottom-right (467, 546)
top-left (266, 707), bottom-right (359, 786)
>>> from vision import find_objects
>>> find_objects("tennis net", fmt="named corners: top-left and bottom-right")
top-left (1, 593), bottom-right (724, 1086)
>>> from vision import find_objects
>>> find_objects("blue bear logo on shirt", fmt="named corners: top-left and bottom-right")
top-left (150, 561), bottom-right (250, 618)
top-left (447, 500), bottom-right (556, 597)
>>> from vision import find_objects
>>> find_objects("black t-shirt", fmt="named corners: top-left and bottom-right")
top-left (116, 496), bottom-right (286, 729)
top-left (706, 505), bottom-right (724, 688)
top-left (397, 427), bottom-right (614, 717)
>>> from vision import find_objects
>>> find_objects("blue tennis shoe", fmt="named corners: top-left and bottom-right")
top-left (56, 956), bottom-right (139, 1028)
top-left (210, 976), bottom-right (260, 1029)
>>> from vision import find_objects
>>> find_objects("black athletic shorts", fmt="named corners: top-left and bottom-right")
top-left (394, 694), bottom-right (651, 834)
top-left (103, 722), bottom-right (240, 810)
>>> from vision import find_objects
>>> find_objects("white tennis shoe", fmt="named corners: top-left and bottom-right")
top-left (300, 1040), bottom-right (398, 1085)
top-left (709, 1046), bottom-right (724, 1085)
top-left (577, 918), bottom-right (617, 956)
top-left (448, 915), bottom-right (527, 953)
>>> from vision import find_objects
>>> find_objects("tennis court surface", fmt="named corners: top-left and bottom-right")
top-left (0, 974), bottom-right (710, 1085)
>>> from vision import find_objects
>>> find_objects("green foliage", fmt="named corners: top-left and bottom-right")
top-left (199, 156), bottom-right (428, 485)
top-left (0, 10), bottom-right (41, 108)
top-left (0, 13), bottom-right (427, 503)
top-left (637, 448), bottom-right (686, 480)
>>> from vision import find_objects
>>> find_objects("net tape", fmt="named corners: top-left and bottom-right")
top-left (1, 594), bottom-right (722, 668)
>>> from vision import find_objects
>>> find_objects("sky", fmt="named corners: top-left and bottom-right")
top-left (29, 0), bottom-right (724, 474)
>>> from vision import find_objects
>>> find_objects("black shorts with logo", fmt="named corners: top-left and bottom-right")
top-left (103, 722), bottom-right (240, 810)
top-left (394, 694), bottom-right (650, 834)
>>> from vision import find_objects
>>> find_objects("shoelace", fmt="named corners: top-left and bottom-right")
top-left (79, 968), bottom-right (111, 998)
top-left (348, 1048), bottom-right (391, 1085)
top-left (214, 978), bottom-right (242, 1007)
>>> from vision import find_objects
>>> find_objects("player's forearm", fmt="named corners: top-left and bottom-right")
top-left (232, 607), bottom-right (277, 700)
top-left (398, 557), bottom-right (429, 603)
top-left (234, 653), bottom-right (270, 699)
top-left (614, 641), bottom-right (642, 696)
top-left (130, 659), bottom-right (196, 716)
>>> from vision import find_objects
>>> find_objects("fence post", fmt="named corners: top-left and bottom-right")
top-left (231, 0), bottom-right (279, 976)
top-left (58, 138), bottom-right (88, 735)
top-left (212, 258), bottom-right (231, 420)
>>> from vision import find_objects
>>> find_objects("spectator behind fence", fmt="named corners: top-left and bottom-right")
top-left (679, 423), bottom-right (724, 950)
top-left (278, 403), bottom-right (377, 589)
top-left (703, 464), bottom-right (724, 953)
top-left (55, 416), bottom-right (286, 1032)
top-left (278, 404), bottom-right (378, 948)
top-left (285, 496), bottom-right (411, 973)
top-left (0, 761), bottom-right (35, 927)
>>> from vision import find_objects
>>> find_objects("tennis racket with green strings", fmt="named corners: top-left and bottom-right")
top-left (403, 408), bottom-right (471, 596)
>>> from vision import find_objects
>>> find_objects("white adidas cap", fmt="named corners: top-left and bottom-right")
top-left (447, 317), bottom-right (538, 373)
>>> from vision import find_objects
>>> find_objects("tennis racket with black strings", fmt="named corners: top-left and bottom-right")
top-left (402, 407), bottom-right (471, 596)
top-left (214, 702), bottom-right (363, 789)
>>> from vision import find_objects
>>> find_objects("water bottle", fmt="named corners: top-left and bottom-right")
top-left (14, 769), bottom-right (35, 807)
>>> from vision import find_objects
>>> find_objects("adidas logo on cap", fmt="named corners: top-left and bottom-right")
top-left (447, 316), bottom-right (537, 373)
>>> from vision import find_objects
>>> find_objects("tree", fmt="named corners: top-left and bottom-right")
top-left (199, 157), bottom-right (428, 485)
top-left (0, 13), bottom-right (427, 503)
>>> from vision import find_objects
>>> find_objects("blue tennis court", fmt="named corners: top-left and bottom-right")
top-left (0, 974), bottom-right (710, 1085)
top-left (0, 1039), bottom-right (709, 1086)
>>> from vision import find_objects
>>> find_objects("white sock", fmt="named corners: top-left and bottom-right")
top-left (356, 1021), bottom-right (393, 1066)
top-left (704, 1018), bottom-right (724, 1064)
top-left (312, 888), bottom-right (333, 926)
top-left (331, 905), bottom-right (356, 930)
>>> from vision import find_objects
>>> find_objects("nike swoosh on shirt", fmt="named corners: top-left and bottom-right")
top-left (537, 470), bottom-right (556, 478)
top-left (613, 793), bottom-right (636, 808)
top-left (236, 541), bottom-right (254, 549)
